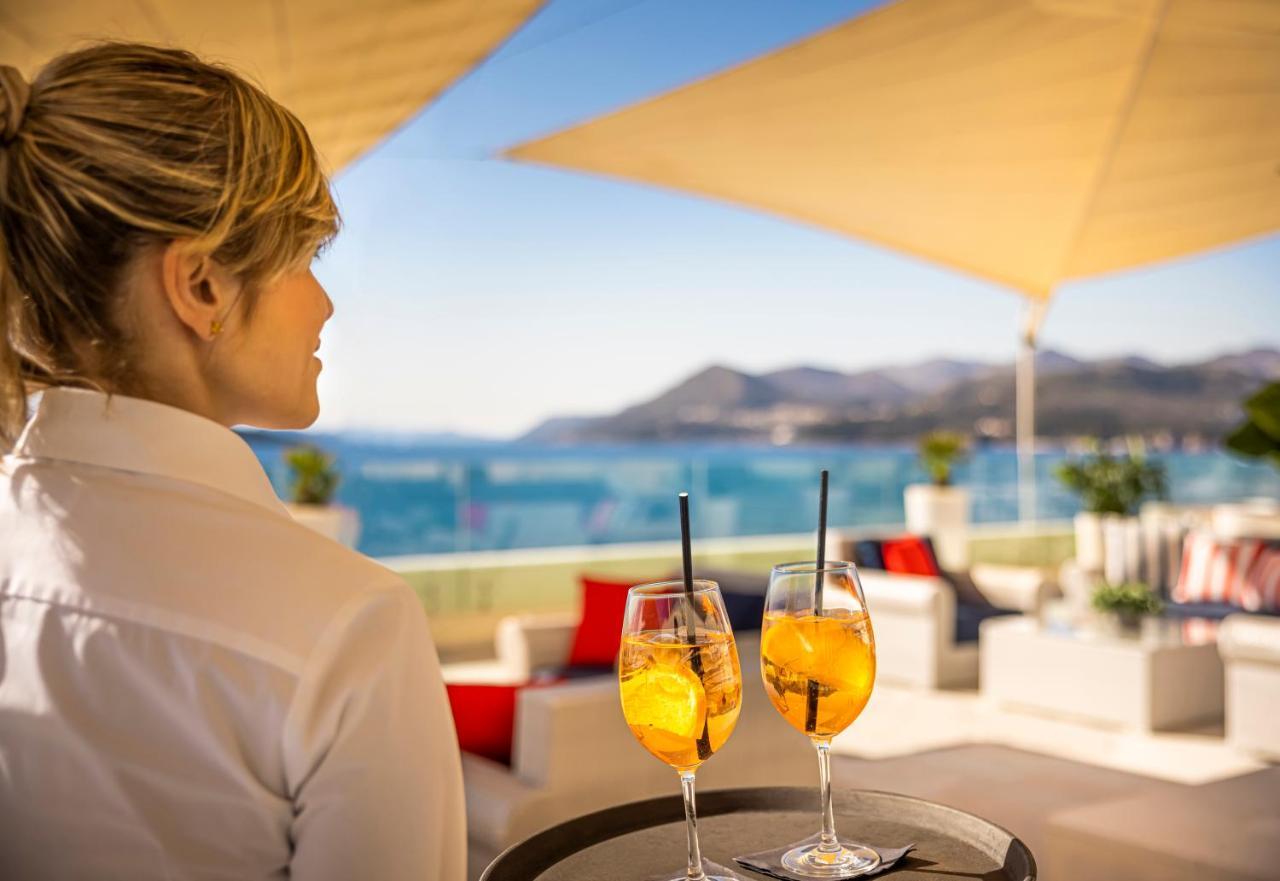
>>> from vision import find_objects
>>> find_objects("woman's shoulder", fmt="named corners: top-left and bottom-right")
top-left (128, 492), bottom-right (423, 671)
top-left (231, 512), bottom-right (418, 649)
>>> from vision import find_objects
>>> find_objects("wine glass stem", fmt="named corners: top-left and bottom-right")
top-left (815, 738), bottom-right (840, 853)
top-left (680, 770), bottom-right (706, 880)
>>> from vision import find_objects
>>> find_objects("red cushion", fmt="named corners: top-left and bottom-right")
top-left (445, 678), bottom-right (566, 766)
top-left (445, 683), bottom-right (519, 765)
top-left (1174, 531), bottom-right (1266, 606)
top-left (880, 535), bottom-right (941, 577)
top-left (567, 576), bottom-right (635, 667)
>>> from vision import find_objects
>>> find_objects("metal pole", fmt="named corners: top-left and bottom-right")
top-left (1017, 300), bottom-right (1048, 524)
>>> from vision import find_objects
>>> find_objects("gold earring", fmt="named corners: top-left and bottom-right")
top-left (210, 319), bottom-right (223, 337)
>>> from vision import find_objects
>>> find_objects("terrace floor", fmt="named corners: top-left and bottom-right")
top-left (822, 685), bottom-right (1277, 880)
top-left (832, 682), bottom-right (1265, 785)
top-left (830, 744), bottom-right (1278, 881)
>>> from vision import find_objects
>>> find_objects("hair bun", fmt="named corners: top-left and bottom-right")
top-left (0, 66), bottom-right (31, 143)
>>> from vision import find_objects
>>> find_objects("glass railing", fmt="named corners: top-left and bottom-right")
top-left (241, 437), bottom-right (1280, 559)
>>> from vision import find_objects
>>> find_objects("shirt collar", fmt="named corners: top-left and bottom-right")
top-left (11, 387), bottom-right (288, 516)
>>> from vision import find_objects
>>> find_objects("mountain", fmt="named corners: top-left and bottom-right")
top-left (877, 358), bottom-right (991, 394)
top-left (805, 361), bottom-right (1253, 443)
top-left (762, 358), bottom-right (1002, 402)
top-left (1033, 349), bottom-right (1089, 375)
top-left (1100, 354), bottom-right (1163, 371)
top-left (634, 364), bottom-right (783, 411)
top-left (1202, 347), bottom-right (1280, 379)
top-left (519, 416), bottom-right (600, 444)
top-left (574, 365), bottom-right (784, 442)
top-left (762, 366), bottom-right (912, 404)
top-left (523, 346), bottom-right (1279, 445)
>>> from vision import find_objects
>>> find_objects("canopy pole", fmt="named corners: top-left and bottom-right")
top-left (1017, 299), bottom-right (1049, 524)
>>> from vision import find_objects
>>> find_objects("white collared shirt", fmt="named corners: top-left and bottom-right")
top-left (0, 389), bottom-right (465, 880)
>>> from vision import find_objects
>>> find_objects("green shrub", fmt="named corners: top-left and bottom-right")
top-left (1091, 582), bottom-right (1162, 617)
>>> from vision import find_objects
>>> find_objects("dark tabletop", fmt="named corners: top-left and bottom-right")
top-left (482, 786), bottom-right (1036, 881)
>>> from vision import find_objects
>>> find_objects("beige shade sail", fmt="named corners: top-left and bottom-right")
top-left (1, 0), bottom-right (545, 172)
top-left (508, 0), bottom-right (1280, 300)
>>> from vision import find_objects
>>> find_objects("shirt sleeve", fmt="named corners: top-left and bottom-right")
top-left (282, 582), bottom-right (466, 881)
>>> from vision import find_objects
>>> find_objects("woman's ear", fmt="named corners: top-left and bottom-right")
top-left (158, 241), bottom-right (241, 341)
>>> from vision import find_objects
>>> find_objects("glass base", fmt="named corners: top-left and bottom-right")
top-left (780, 839), bottom-right (882, 878)
top-left (659, 874), bottom-right (738, 881)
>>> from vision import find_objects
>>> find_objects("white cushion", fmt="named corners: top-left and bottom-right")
top-left (970, 563), bottom-right (1052, 612)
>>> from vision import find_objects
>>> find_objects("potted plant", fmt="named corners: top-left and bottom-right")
top-left (1091, 581), bottom-right (1162, 634)
top-left (1055, 443), bottom-right (1167, 575)
top-left (904, 431), bottom-right (971, 569)
top-left (283, 444), bottom-right (361, 548)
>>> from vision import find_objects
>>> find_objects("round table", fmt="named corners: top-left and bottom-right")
top-left (481, 786), bottom-right (1036, 880)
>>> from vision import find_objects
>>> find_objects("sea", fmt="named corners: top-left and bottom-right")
top-left (239, 435), bottom-right (1280, 559)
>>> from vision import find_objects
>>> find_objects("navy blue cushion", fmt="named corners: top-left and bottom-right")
top-left (943, 569), bottom-right (994, 608)
top-left (550, 664), bottom-right (614, 680)
top-left (719, 589), bottom-right (767, 633)
top-left (694, 569), bottom-right (767, 597)
top-left (853, 540), bottom-right (885, 570)
top-left (954, 603), bottom-right (1018, 643)
top-left (1163, 602), bottom-right (1280, 622)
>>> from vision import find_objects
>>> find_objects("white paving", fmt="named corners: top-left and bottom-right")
top-left (832, 683), bottom-right (1268, 785)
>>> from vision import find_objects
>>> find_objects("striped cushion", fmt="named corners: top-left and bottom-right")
top-left (1172, 532), bottom-right (1265, 606)
top-left (1241, 547), bottom-right (1280, 612)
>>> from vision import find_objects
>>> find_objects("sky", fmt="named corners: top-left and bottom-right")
top-left (310, 0), bottom-right (1280, 439)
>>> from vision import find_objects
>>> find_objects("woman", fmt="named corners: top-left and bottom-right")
top-left (0, 44), bottom-right (465, 879)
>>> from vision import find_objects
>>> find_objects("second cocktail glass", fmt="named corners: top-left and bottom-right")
top-left (760, 561), bottom-right (879, 877)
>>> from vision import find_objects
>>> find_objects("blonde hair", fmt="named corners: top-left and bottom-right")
top-left (0, 42), bottom-right (339, 446)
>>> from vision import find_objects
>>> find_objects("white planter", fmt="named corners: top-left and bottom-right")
top-left (285, 503), bottom-right (361, 548)
top-left (1073, 512), bottom-right (1105, 573)
top-left (903, 484), bottom-right (970, 570)
top-left (1102, 514), bottom-right (1142, 586)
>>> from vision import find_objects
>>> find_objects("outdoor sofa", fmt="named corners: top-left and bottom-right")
top-left (1217, 613), bottom-right (1280, 760)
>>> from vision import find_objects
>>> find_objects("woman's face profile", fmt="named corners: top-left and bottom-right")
top-left (213, 266), bottom-right (334, 430)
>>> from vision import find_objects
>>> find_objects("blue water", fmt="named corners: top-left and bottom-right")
top-left (241, 436), bottom-right (1280, 558)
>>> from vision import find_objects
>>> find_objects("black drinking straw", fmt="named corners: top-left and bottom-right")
top-left (804, 470), bottom-right (829, 734)
top-left (679, 492), bottom-right (695, 598)
top-left (815, 470), bottom-right (829, 612)
top-left (679, 492), bottom-right (713, 760)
